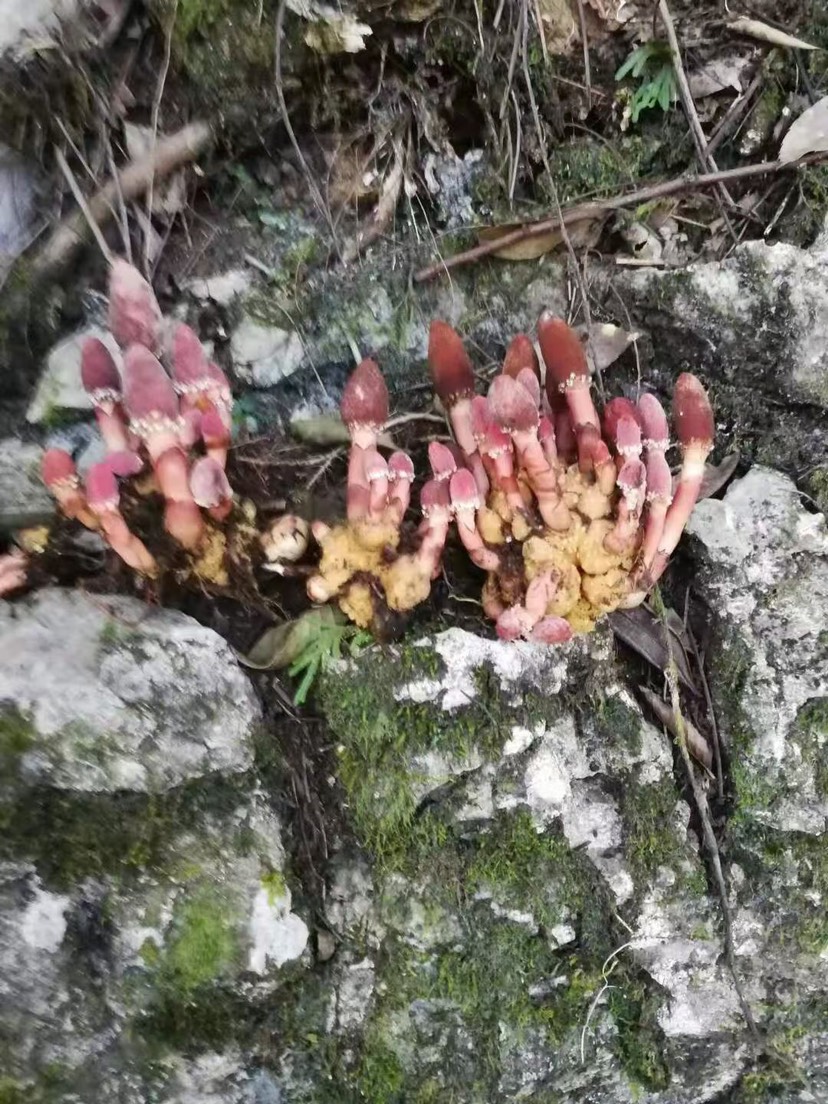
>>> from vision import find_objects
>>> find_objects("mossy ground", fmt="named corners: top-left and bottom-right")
top-left (313, 639), bottom-right (677, 1100)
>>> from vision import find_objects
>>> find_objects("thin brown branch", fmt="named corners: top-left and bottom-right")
top-left (413, 152), bottom-right (828, 283)
top-left (32, 121), bottom-right (212, 280)
top-left (54, 149), bottom-right (114, 264)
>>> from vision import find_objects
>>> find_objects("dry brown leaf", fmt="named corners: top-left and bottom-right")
top-left (537, 0), bottom-right (577, 55)
top-left (477, 216), bottom-right (602, 261)
top-left (688, 56), bottom-right (751, 99)
top-left (578, 322), bottom-right (640, 373)
top-left (728, 17), bottom-right (818, 51)
top-left (779, 95), bottom-right (828, 163)
top-left (698, 452), bottom-right (741, 500)
top-left (609, 606), bottom-right (695, 690)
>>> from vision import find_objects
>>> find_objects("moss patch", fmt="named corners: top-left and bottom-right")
top-left (160, 886), bottom-right (242, 991)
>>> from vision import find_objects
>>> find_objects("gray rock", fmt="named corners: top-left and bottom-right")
top-left (0, 437), bottom-right (54, 530)
top-left (0, 0), bottom-right (76, 58)
top-left (687, 466), bottom-right (828, 834)
top-left (0, 146), bottom-right (43, 279)
top-left (0, 589), bottom-right (259, 793)
top-left (183, 269), bottom-right (252, 305)
top-left (27, 326), bottom-right (119, 423)
top-left (230, 317), bottom-right (305, 388)
top-left (619, 234), bottom-right (828, 407)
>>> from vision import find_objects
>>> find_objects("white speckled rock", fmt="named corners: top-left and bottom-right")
top-left (0, 437), bottom-right (54, 530)
top-left (0, 589), bottom-right (260, 793)
top-left (230, 317), bottom-right (305, 388)
top-left (687, 466), bottom-right (828, 833)
top-left (27, 326), bottom-right (120, 423)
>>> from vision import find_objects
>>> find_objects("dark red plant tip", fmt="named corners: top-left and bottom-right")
top-left (516, 367), bottom-right (541, 409)
top-left (85, 462), bottom-right (118, 507)
top-left (105, 450), bottom-right (143, 479)
top-left (122, 345), bottom-right (179, 422)
top-left (502, 333), bottom-right (539, 380)
top-left (389, 452), bottom-right (415, 480)
top-left (428, 441), bottom-right (458, 481)
top-left (420, 477), bottom-right (451, 516)
top-left (530, 615), bottom-right (573, 644)
top-left (81, 338), bottom-right (121, 396)
top-left (190, 456), bottom-right (231, 507)
top-left (674, 373), bottom-right (714, 448)
top-left (645, 451), bottom-right (672, 501)
top-left (637, 392), bottom-right (669, 447)
top-left (602, 396), bottom-right (640, 444)
top-left (42, 448), bottom-right (77, 487)
top-left (488, 374), bottom-right (538, 434)
top-left (428, 320), bottom-right (475, 404)
top-left (537, 312), bottom-right (588, 392)
top-left (449, 468), bottom-right (479, 509)
top-left (340, 358), bottom-right (389, 428)
top-left (171, 323), bottom-right (208, 383)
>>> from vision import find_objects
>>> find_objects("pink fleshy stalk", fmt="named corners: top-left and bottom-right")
top-left (386, 452), bottom-right (415, 523)
top-left (108, 259), bottom-right (163, 352)
top-left (363, 450), bottom-right (390, 521)
top-left (80, 338), bottom-right (131, 453)
top-left (41, 449), bottom-right (98, 529)
top-left (538, 415), bottom-right (557, 467)
top-left (525, 571), bottom-right (558, 620)
top-left (428, 321), bottom-right (488, 495)
top-left (515, 367), bottom-right (541, 409)
top-left (341, 359), bottom-right (389, 523)
top-left (85, 461), bottom-right (157, 575)
top-left (121, 344), bottom-right (204, 549)
top-left (537, 313), bottom-right (601, 471)
top-left (648, 374), bottom-right (714, 582)
top-left (577, 426), bottom-right (616, 495)
top-left (482, 584), bottom-right (505, 622)
top-left (604, 458), bottom-right (646, 553)
top-left (488, 375), bottom-right (569, 531)
top-left (190, 456), bottom-right (234, 521)
top-left (449, 470), bottom-right (501, 571)
top-left (471, 395), bottom-right (524, 516)
top-left (496, 605), bottom-right (535, 641)
top-left (170, 322), bottom-right (209, 407)
top-left (639, 450), bottom-right (673, 572)
top-left (200, 407), bottom-right (231, 469)
top-left (416, 479), bottom-right (452, 579)
top-left (0, 549), bottom-right (28, 597)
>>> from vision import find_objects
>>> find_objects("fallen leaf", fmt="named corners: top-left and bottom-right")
top-left (698, 452), bottom-right (741, 500)
top-left (609, 606), bottom-right (696, 690)
top-left (290, 413), bottom-right (395, 449)
top-left (577, 322), bottom-right (640, 374)
top-left (477, 216), bottom-right (602, 261)
top-left (779, 94), bottom-right (828, 163)
top-left (639, 687), bottom-right (713, 771)
top-left (688, 56), bottom-right (751, 99)
top-left (728, 17), bottom-right (819, 51)
top-left (537, 0), bottom-right (577, 55)
top-left (239, 606), bottom-right (344, 670)
top-left (287, 0), bottom-right (372, 53)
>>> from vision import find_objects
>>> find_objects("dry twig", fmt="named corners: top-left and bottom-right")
top-left (414, 152), bottom-right (828, 282)
top-left (32, 121), bottom-right (211, 279)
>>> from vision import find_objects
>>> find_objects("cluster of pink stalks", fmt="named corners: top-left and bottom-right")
top-left (39, 259), bottom-right (235, 575)
top-left (322, 313), bottom-right (714, 644)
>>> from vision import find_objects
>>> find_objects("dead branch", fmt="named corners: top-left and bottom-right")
top-left (413, 152), bottom-right (828, 283)
top-left (31, 121), bottom-right (212, 280)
